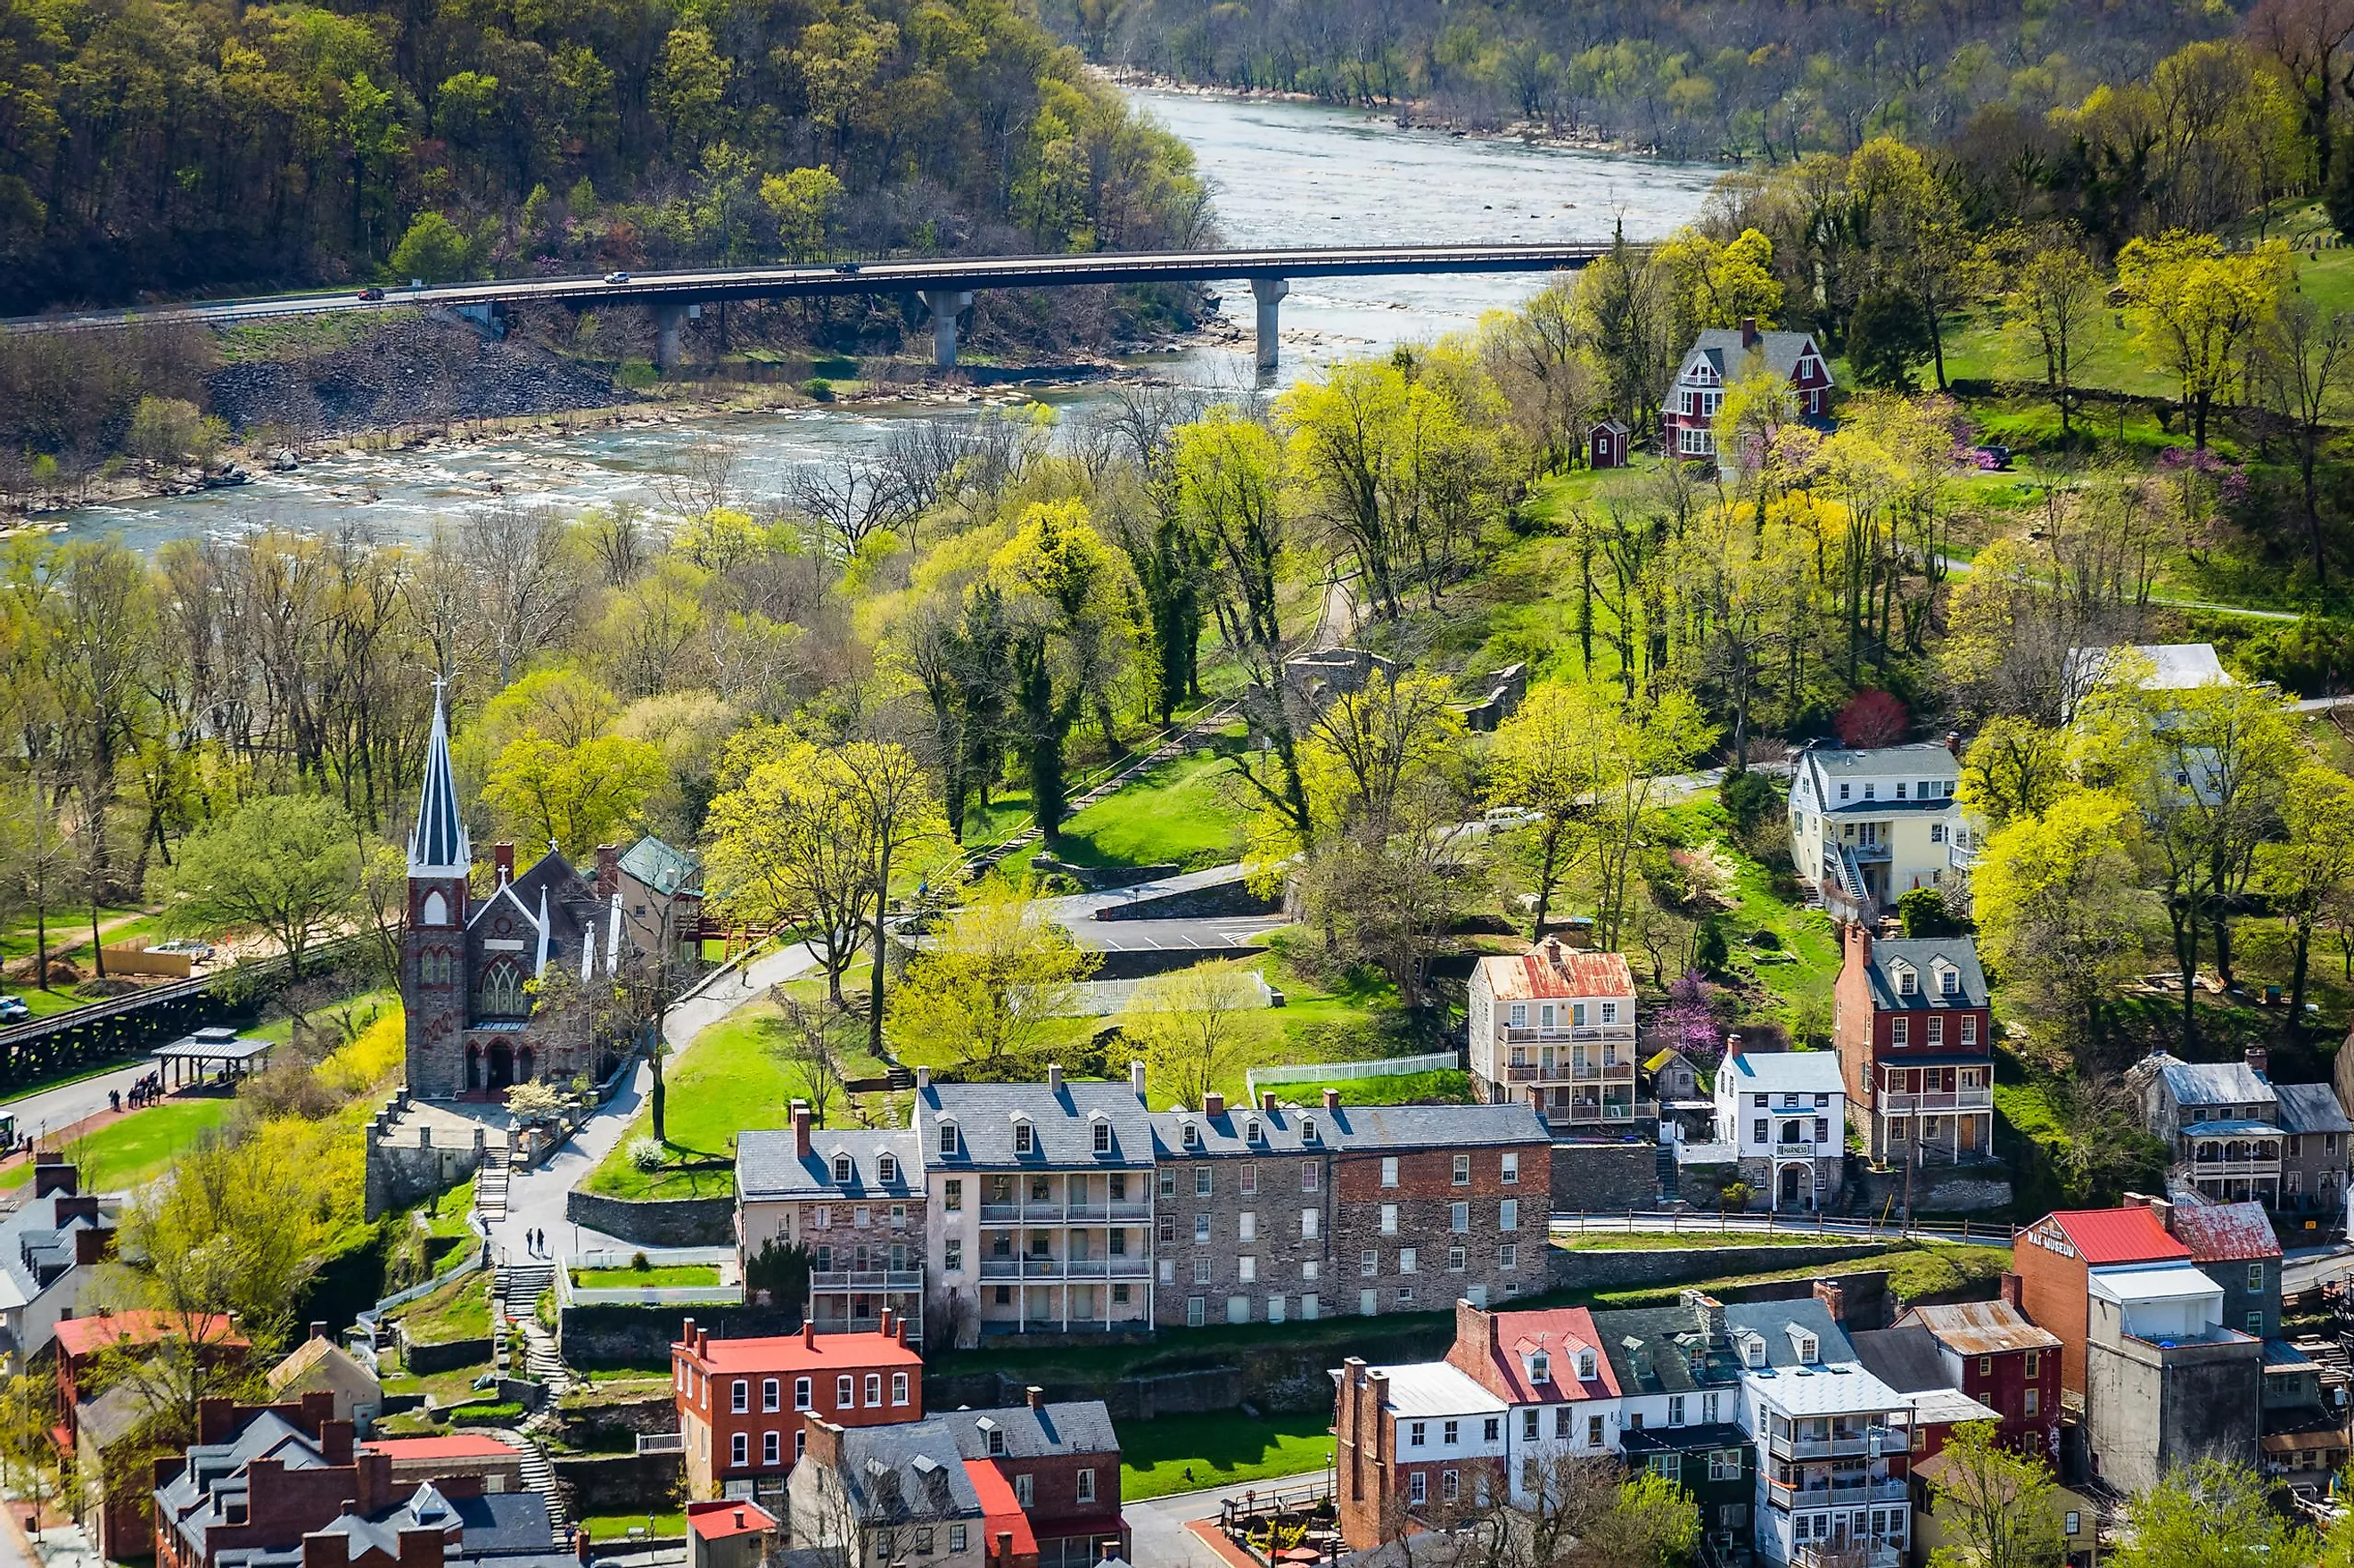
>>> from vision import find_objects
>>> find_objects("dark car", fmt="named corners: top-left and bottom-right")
top-left (835, 261), bottom-right (860, 275)
top-left (356, 287), bottom-right (384, 301)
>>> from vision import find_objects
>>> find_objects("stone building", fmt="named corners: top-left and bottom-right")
top-left (1464, 942), bottom-right (1641, 1133)
top-left (737, 1105), bottom-right (925, 1343)
top-left (2127, 1049), bottom-right (2283, 1207)
top-left (1710, 1039), bottom-right (1846, 1212)
top-left (1148, 1089), bottom-right (1552, 1328)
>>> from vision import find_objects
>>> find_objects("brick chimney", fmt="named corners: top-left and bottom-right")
top-left (310, 1321), bottom-right (329, 1341)
top-left (572, 1528), bottom-right (592, 1567)
top-left (1323, 1088), bottom-right (1341, 1113)
top-left (31, 1158), bottom-right (77, 1199)
top-left (802, 1322), bottom-right (815, 1349)
top-left (879, 1308), bottom-right (894, 1340)
top-left (2000, 1271), bottom-right (2024, 1311)
top-left (800, 1414), bottom-right (844, 1469)
top-left (996, 1532), bottom-right (1014, 1566)
top-left (493, 843), bottom-right (515, 886)
top-left (1025, 1385), bottom-right (1044, 1410)
top-left (73, 1226), bottom-right (112, 1266)
top-left (895, 1317), bottom-right (909, 1347)
top-left (1262, 1091), bottom-right (1279, 1113)
top-left (1813, 1279), bottom-right (1846, 1325)
top-left (1204, 1091), bottom-right (1224, 1119)
top-left (1739, 316), bottom-right (1759, 348)
top-left (396, 1524), bottom-right (443, 1568)
top-left (2245, 1047), bottom-right (2269, 1080)
top-left (1842, 920), bottom-right (1872, 978)
top-left (792, 1099), bottom-right (812, 1159)
top-left (595, 844), bottom-right (621, 897)
top-left (680, 1317), bottom-right (696, 1351)
top-left (1724, 1033), bottom-right (1744, 1063)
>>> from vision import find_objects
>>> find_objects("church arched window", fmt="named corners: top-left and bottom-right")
top-left (476, 960), bottom-right (527, 1018)
top-left (420, 890), bottom-right (449, 926)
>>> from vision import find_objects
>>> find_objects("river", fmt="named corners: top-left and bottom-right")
top-left (51, 90), bottom-right (1722, 550)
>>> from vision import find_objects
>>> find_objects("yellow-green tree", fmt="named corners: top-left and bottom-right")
top-left (2115, 230), bottom-right (2290, 447)
top-left (2005, 236), bottom-right (2106, 436)
top-left (150, 794), bottom-right (362, 979)
top-left (482, 732), bottom-right (664, 860)
top-left (1957, 718), bottom-right (2074, 833)
top-left (2115, 1459), bottom-right (2310, 1568)
top-left (1116, 960), bottom-right (1271, 1110)
top-left (886, 883), bottom-right (1099, 1071)
top-left (1657, 226), bottom-right (1783, 339)
top-left (704, 741), bottom-right (885, 1004)
top-left (988, 500), bottom-right (1134, 847)
top-left (2255, 763), bottom-right (2354, 1026)
top-left (761, 166), bottom-right (843, 261)
top-left (1974, 789), bottom-right (2146, 1055)
top-left (1925, 1422), bottom-right (2067, 1568)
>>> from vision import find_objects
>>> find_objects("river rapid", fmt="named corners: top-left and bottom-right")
top-left (52, 90), bottom-right (1723, 551)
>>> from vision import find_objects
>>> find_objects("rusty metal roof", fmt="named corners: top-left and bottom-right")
top-left (1900, 1300), bottom-right (2062, 1356)
top-left (1478, 944), bottom-right (1635, 1002)
top-left (2170, 1201), bottom-right (2281, 1262)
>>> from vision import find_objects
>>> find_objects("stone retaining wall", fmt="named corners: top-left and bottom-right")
top-left (1546, 1239), bottom-right (1891, 1297)
top-left (551, 1450), bottom-right (685, 1515)
top-left (559, 1302), bottom-right (802, 1368)
top-left (398, 1330), bottom-right (494, 1375)
top-left (1549, 1143), bottom-right (1659, 1212)
top-left (564, 1189), bottom-right (735, 1247)
top-left (1851, 1165), bottom-right (2015, 1216)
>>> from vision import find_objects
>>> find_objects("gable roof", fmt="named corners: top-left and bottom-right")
top-left (267, 1334), bottom-right (376, 1398)
top-left (942, 1400), bottom-right (1119, 1460)
top-left (1464, 1308), bottom-right (1623, 1405)
top-left (918, 1080), bottom-right (1156, 1170)
top-left (407, 685), bottom-right (470, 875)
top-left (1856, 938), bottom-right (1990, 1012)
top-left (1684, 327), bottom-right (1825, 385)
top-left (1475, 945), bottom-right (1636, 1003)
top-left (1848, 1326), bottom-right (1950, 1393)
top-left (1719, 1047), bottom-right (1844, 1098)
top-left (620, 835), bottom-right (702, 898)
top-left (2140, 1053), bottom-right (2275, 1112)
top-left (737, 1129), bottom-right (920, 1202)
top-left (1897, 1300), bottom-right (2060, 1357)
top-left (2169, 1201), bottom-right (2281, 1263)
top-left (56, 1309), bottom-right (242, 1361)
top-left (1589, 1299), bottom-right (1744, 1395)
top-left (2033, 1208), bottom-right (2192, 1267)
top-left (2273, 1082), bottom-right (2351, 1137)
top-left (833, 1420), bottom-right (984, 1524)
top-left (1149, 1100), bottom-right (1547, 1160)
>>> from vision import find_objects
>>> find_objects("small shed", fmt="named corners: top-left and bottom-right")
top-left (1590, 418), bottom-right (1632, 469)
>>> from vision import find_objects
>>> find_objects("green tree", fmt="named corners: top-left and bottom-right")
top-left (1116, 960), bottom-right (1270, 1110)
top-left (653, 27), bottom-right (730, 153)
top-left (2114, 1459), bottom-right (2311, 1568)
top-left (126, 396), bottom-right (216, 470)
top-left (2255, 763), bottom-right (2354, 1027)
top-left (384, 211), bottom-right (474, 283)
top-left (2115, 231), bottom-right (2290, 448)
top-left (482, 732), bottom-right (664, 861)
top-left (988, 500), bottom-right (1133, 848)
top-left (886, 883), bottom-right (1099, 1071)
top-left (151, 794), bottom-right (362, 978)
top-left (1926, 1422), bottom-right (2066, 1568)
top-left (2007, 237), bottom-right (2106, 437)
top-left (1957, 718), bottom-right (2075, 833)
top-left (1973, 790), bottom-right (2146, 1055)
top-left (761, 167), bottom-right (844, 261)
top-left (704, 741), bottom-right (885, 1005)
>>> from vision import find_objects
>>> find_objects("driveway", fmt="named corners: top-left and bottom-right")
top-left (1126, 1473), bottom-right (1328, 1568)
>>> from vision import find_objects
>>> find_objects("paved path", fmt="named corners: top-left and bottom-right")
top-left (2284, 1242), bottom-right (2354, 1294)
top-left (0, 1058), bottom-right (167, 1142)
top-left (497, 941), bottom-right (819, 1260)
top-left (1126, 1474), bottom-right (1328, 1568)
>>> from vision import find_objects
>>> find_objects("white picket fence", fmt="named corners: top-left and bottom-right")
top-left (1246, 1050), bottom-right (1461, 1104)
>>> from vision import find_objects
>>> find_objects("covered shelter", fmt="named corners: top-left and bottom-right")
top-left (152, 1025), bottom-right (274, 1088)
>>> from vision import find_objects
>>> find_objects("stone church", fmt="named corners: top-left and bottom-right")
top-left (401, 686), bottom-right (704, 1100)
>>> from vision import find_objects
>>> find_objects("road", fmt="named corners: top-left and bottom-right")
top-left (1125, 1474), bottom-right (1328, 1568)
top-left (2284, 1244), bottom-right (2354, 1295)
top-left (0, 1058), bottom-right (169, 1142)
top-left (3, 243), bottom-right (1619, 332)
top-left (1547, 1211), bottom-right (2013, 1248)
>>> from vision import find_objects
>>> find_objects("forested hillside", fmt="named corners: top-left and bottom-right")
top-left (0, 0), bottom-right (1210, 313)
top-left (1050, 0), bottom-right (2245, 162)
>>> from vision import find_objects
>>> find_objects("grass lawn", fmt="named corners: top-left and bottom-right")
top-left (380, 1363), bottom-right (498, 1404)
top-left (422, 1177), bottom-right (479, 1241)
top-left (571, 1264), bottom-right (720, 1288)
top-left (1, 1097), bottom-right (235, 1191)
top-left (1591, 1242), bottom-right (2012, 1309)
top-left (585, 997), bottom-right (887, 1199)
top-left (1119, 1411), bottom-right (1333, 1501)
top-left (1050, 730), bottom-right (1251, 873)
top-left (1265, 1069), bottom-right (1471, 1106)
top-left (580, 1514), bottom-right (686, 1542)
top-left (250, 987), bottom-right (400, 1047)
top-left (399, 1272), bottom-right (491, 1344)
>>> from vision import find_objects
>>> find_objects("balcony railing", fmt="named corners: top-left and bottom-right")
top-left (1795, 1543), bottom-right (1902, 1568)
top-left (975, 1202), bottom-right (1152, 1225)
top-left (1499, 1024), bottom-right (1635, 1045)
top-left (976, 1256), bottom-right (1151, 1281)
top-left (1504, 1061), bottom-right (1632, 1082)
top-left (2187, 1157), bottom-right (2283, 1176)
top-left (1768, 1429), bottom-right (1890, 1460)
top-left (1848, 841), bottom-right (1892, 863)
top-left (1879, 1089), bottom-right (1992, 1114)
top-left (1767, 1476), bottom-right (1909, 1509)
top-left (809, 1268), bottom-right (924, 1291)
top-left (811, 1314), bottom-right (924, 1342)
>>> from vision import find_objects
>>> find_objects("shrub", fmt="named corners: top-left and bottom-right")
top-left (630, 1251), bottom-right (651, 1272)
top-left (801, 377), bottom-right (834, 401)
top-left (627, 1137), bottom-right (664, 1172)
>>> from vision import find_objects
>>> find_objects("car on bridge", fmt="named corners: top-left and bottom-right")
top-left (355, 287), bottom-right (384, 301)
top-left (604, 270), bottom-right (632, 283)
top-left (835, 261), bottom-right (860, 275)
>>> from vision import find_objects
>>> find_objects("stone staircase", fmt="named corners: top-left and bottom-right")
top-left (490, 1425), bottom-right (569, 1543)
top-left (1655, 1142), bottom-right (1679, 1203)
top-left (475, 1162), bottom-right (510, 1223)
top-left (518, 1317), bottom-right (575, 1397)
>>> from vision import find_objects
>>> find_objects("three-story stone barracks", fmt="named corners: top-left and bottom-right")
top-left (401, 683), bottom-right (703, 1099)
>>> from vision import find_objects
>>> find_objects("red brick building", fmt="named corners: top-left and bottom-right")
top-left (1659, 319), bottom-right (1834, 462)
top-left (672, 1314), bottom-right (923, 1506)
top-left (56, 1312), bottom-right (248, 1561)
top-left (2012, 1206), bottom-right (2190, 1397)
top-left (1898, 1284), bottom-right (2064, 1463)
top-left (944, 1391), bottom-right (1127, 1568)
top-left (1334, 1356), bottom-right (1510, 1551)
top-left (1832, 925), bottom-right (1995, 1169)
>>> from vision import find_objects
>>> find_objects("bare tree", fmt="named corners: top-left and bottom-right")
top-left (770, 993), bottom-right (851, 1126)
top-left (458, 501), bottom-right (577, 687)
top-left (789, 457), bottom-right (916, 560)
top-left (654, 441), bottom-right (740, 519)
top-left (2259, 293), bottom-right (2352, 587)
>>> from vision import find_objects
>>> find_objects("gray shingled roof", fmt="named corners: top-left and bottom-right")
top-left (1722, 1300), bottom-right (1858, 1370)
top-left (1848, 1326), bottom-right (1948, 1393)
top-left (1687, 327), bottom-right (1824, 385)
top-left (944, 1400), bottom-right (1119, 1460)
top-left (1148, 1101), bottom-right (1545, 1159)
top-left (835, 1420), bottom-right (984, 1523)
top-left (739, 1129), bottom-right (921, 1201)
top-left (1590, 1301), bottom-right (1743, 1396)
top-left (407, 688), bottom-right (470, 872)
top-left (918, 1081), bottom-right (1156, 1170)
top-left (1860, 939), bottom-right (1989, 1012)
top-left (2274, 1083), bottom-right (2351, 1137)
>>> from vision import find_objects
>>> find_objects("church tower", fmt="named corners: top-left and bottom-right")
top-left (405, 683), bottom-right (473, 1098)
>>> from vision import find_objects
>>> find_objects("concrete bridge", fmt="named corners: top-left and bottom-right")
top-left (2, 242), bottom-right (1618, 372)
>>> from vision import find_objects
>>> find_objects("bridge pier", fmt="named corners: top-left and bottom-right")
top-left (651, 302), bottom-right (702, 373)
top-left (1251, 276), bottom-right (1289, 374)
top-left (922, 290), bottom-right (975, 367)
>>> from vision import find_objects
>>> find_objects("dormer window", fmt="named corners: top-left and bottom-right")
top-left (1301, 1117), bottom-right (1317, 1143)
top-left (832, 1153), bottom-right (852, 1184)
top-left (878, 1153), bottom-right (897, 1183)
top-left (1013, 1119), bottom-right (1035, 1155)
top-left (1247, 1120), bottom-right (1264, 1145)
top-left (937, 1120), bottom-right (959, 1156)
top-left (1182, 1121), bottom-right (1200, 1150)
top-left (1939, 969), bottom-right (1959, 996)
top-left (1529, 1351), bottom-right (1551, 1383)
top-left (1897, 967), bottom-right (1917, 996)
top-left (1577, 1350), bottom-right (1596, 1381)
top-left (1093, 1118), bottom-right (1111, 1154)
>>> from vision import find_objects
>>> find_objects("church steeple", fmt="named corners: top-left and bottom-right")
top-left (408, 678), bottom-right (470, 877)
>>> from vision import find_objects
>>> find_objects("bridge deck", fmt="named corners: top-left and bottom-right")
top-left (5, 242), bottom-right (1620, 332)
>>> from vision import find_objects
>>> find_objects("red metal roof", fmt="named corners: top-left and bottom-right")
top-left (360, 1434), bottom-right (519, 1460)
top-left (676, 1328), bottom-right (921, 1376)
top-left (2043, 1208), bottom-right (2190, 1266)
top-left (2169, 1202), bottom-right (2282, 1262)
top-left (962, 1459), bottom-right (1039, 1558)
top-left (687, 1501), bottom-right (777, 1542)
top-left (1465, 1309), bottom-right (1623, 1404)
top-left (1481, 946), bottom-right (1636, 1002)
top-left (54, 1311), bottom-right (243, 1359)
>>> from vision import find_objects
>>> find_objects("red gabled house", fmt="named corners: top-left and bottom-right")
top-left (1660, 318), bottom-right (1835, 462)
top-left (2012, 1206), bottom-right (2190, 1398)
top-left (1897, 1284), bottom-right (2065, 1463)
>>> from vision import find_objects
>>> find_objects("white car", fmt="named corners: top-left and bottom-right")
top-left (604, 271), bottom-right (632, 283)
